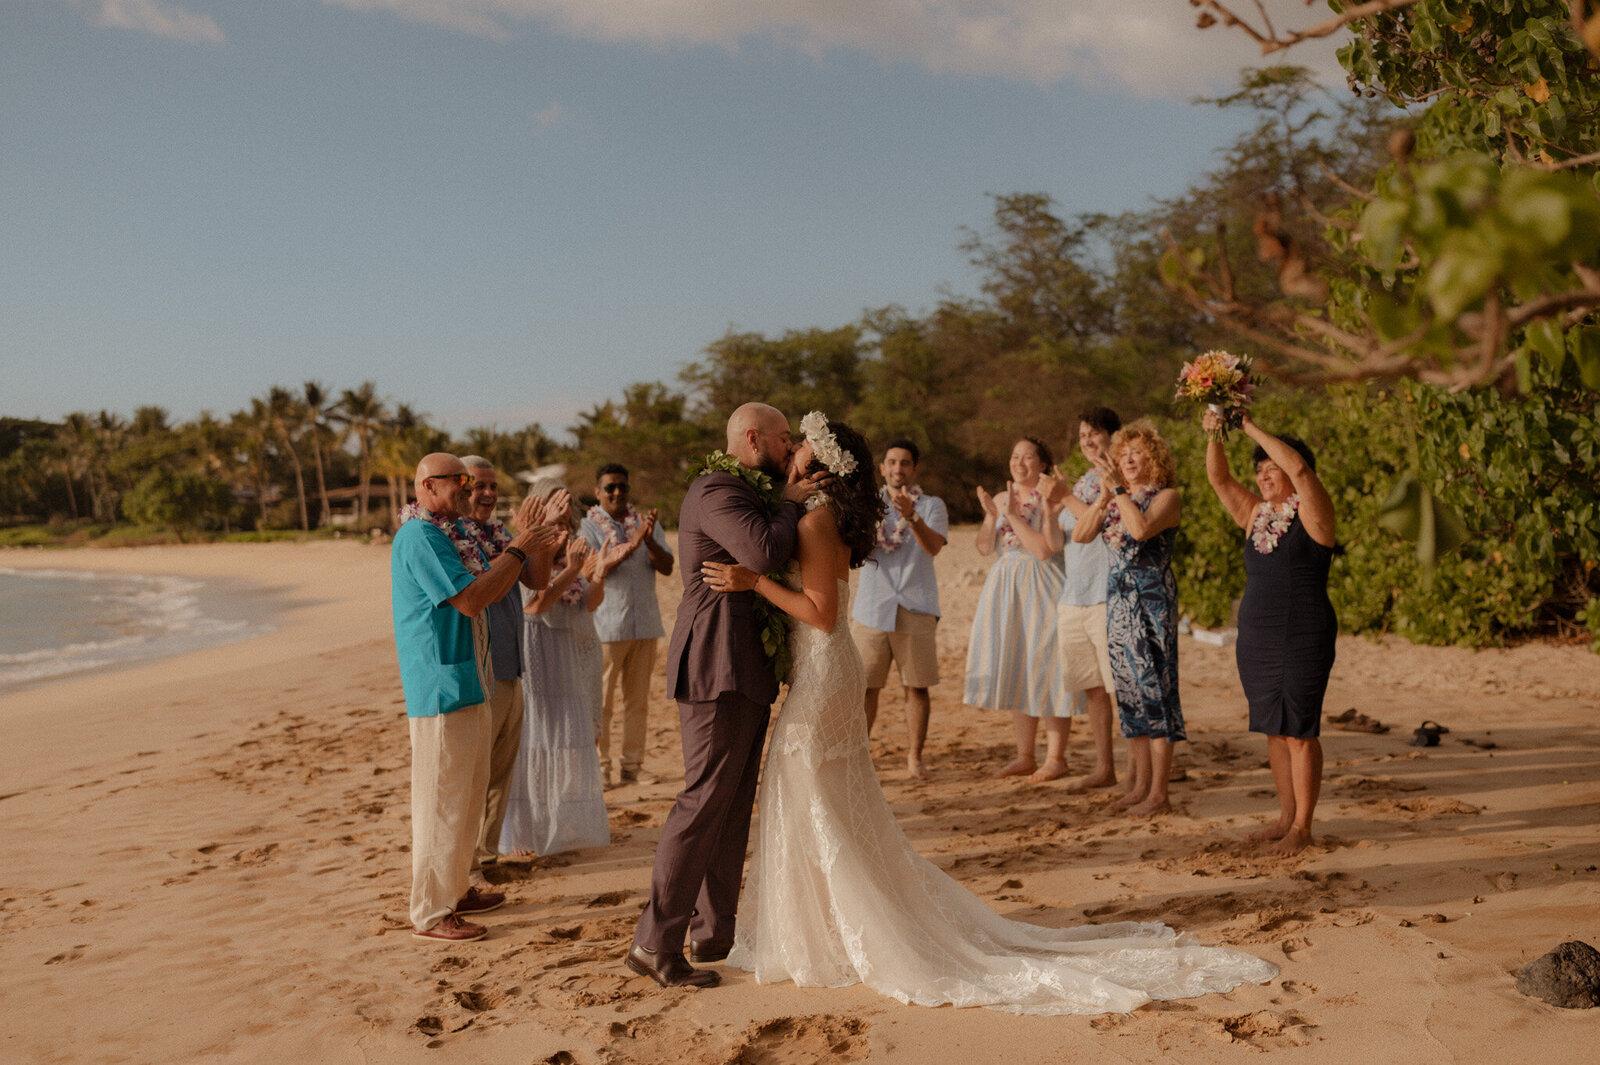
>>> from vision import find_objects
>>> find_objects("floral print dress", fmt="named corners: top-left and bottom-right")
top-left (1102, 488), bottom-right (1184, 741)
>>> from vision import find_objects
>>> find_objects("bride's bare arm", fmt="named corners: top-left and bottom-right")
top-left (702, 509), bottom-right (843, 633)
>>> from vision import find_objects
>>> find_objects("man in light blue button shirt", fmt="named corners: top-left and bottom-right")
top-left (1042, 407), bottom-right (1122, 794)
top-left (580, 463), bottom-right (674, 787)
top-left (851, 438), bottom-right (948, 778)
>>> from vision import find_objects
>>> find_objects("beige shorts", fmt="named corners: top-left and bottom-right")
top-left (854, 608), bottom-right (940, 689)
top-left (1057, 601), bottom-right (1115, 694)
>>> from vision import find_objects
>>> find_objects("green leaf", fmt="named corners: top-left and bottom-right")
top-left (1361, 199), bottom-right (1411, 270)
top-left (1379, 475), bottom-right (1470, 573)
top-left (1501, 185), bottom-right (1572, 249)
top-left (1425, 232), bottom-right (1502, 320)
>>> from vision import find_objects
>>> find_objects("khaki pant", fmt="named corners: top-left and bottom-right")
top-left (409, 703), bottom-right (491, 930)
top-left (600, 638), bottom-right (656, 774)
top-left (474, 677), bottom-right (525, 868)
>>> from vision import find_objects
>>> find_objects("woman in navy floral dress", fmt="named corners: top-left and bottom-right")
top-left (1072, 422), bottom-right (1183, 816)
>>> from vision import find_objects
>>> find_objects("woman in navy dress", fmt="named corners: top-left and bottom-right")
top-left (1203, 410), bottom-right (1337, 856)
top-left (1072, 422), bottom-right (1183, 816)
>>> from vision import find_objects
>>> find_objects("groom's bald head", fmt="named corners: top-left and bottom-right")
top-left (727, 403), bottom-right (793, 478)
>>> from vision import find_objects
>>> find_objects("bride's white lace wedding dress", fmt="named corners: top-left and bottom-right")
top-left (727, 576), bottom-right (1278, 1015)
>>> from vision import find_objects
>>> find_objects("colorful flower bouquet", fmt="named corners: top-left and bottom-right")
top-left (1175, 349), bottom-right (1259, 440)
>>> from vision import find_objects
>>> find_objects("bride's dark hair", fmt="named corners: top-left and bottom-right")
top-left (804, 420), bottom-right (885, 569)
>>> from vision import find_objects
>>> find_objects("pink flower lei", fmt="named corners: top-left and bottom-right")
top-left (1250, 496), bottom-right (1299, 554)
top-left (875, 485), bottom-right (923, 552)
top-left (587, 502), bottom-right (643, 546)
top-left (397, 503), bottom-right (489, 575)
top-left (997, 484), bottom-right (1043, 550)
top-left (1101, 486), bottom-right (1161, 552)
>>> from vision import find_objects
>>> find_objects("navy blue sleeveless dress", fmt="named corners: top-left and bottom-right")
top-left (1235, 514), bottom-right (1336, 738)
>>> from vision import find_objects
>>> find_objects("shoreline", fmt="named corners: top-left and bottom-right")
top-left (0, 563), bottom-right (294, 697)
top-left (2, 538), bottom-right (1598, 1063)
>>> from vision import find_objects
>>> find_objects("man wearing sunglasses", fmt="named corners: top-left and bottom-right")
top-left (579, 463), bottom-right (675, 788)
top-left (392, 452), bottom-right (565, 943)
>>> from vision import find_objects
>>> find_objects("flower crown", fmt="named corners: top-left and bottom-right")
top-left (800, 411), bottom-right (857, 477)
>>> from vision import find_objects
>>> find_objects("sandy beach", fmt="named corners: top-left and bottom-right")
top-left (2, 535), bottom-right (1597, 1063)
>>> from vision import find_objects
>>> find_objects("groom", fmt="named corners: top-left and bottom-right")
top-left (627, 402), bottom-right (822, 988)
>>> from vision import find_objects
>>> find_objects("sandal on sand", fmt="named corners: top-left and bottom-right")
top-left (1410, 720), bottom-right (1446, 747)
top-left (1328, 708), bottom-right (1391, 734)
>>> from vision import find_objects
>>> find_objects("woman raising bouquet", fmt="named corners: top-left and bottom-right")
top-left (1203, 409), bottom-right (1336, 856)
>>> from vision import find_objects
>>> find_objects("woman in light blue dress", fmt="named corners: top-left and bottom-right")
top-left (1072, 422), bottom-right (1183, 817)
top-left (963, 437), bottom-right (1079, 781)
top-left (500, 478), bottom-right (613, 857)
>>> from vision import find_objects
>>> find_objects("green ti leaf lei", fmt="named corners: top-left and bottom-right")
top-left (687, 451), bottom-right (794, 687)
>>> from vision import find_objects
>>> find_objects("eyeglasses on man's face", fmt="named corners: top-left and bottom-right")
top-left (424, 473), bottom-right (473, 489)
top-left (600, 482), bottom-right (630, 495)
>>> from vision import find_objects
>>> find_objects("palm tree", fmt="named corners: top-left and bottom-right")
top-left (54, 413), bottom-right (92, 520)
top-left (264, 386), bottom-right (310, 530)
top-left (302, 381), bottom-right (334, 528)
top-left (335, 382), bottom-right (385, 531)
top-left (89, 410), bottom-right (126, 521)
top-left (375, 404), bottom-right (452, 528)
top-left (187, 410), bottom-right (237, 532)
top-left (234, 403), bottom-right (275, 529)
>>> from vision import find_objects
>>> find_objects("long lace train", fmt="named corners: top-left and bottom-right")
top-left (727, 578), bottom-right (1277, 1015)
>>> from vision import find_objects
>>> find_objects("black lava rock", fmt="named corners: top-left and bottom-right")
top-left (1517, 941), bottom-right (1600, 1008)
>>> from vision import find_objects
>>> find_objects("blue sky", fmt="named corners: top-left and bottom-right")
top-left (3, 1), bottom-right (1347, 440)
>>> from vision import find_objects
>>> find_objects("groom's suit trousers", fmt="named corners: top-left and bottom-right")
top-left (633, 690), bottom-right (770, 952)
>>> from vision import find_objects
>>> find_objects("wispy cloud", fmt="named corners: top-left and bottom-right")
top-left (533, 102), bottom-right (567, 130)
top-left (90, 0), bottom-right (226, 45)
top-left (318, 0), bottom-right (1349, 96)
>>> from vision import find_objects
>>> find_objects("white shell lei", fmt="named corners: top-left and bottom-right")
top-left (1250, 496), bottom-right (1298, 554)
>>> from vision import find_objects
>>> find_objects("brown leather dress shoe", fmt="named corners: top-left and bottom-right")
top-left (412, 914), bottom-right (487, 943)
top-left (625, 944), bottom-right (720, 988)
top-left (454, 886), bottom-right (506, 915)
top-left (688, 940), bottom-right (732, 964)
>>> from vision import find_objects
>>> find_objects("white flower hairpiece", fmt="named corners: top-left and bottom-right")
top-left (800, 411), bottom-right (857, 477)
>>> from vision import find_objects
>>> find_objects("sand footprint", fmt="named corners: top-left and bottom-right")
top-left (1281, 936), bottom-right (1312, 960)
top-left (1272, 979), bottom-right (1318, 1003)
top-left (1211, 1009), bottom-right (1316, 1050)
top-left (725, 1015), bottom-right (869, 1063)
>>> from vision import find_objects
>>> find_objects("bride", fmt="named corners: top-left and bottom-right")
top-left (699, 413), bottom-right (1278, 1015)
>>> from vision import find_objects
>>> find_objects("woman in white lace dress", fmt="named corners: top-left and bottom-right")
top-left (700, 415), bottom-right (1278, 1015)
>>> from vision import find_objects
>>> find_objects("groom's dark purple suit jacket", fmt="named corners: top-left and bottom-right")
top-left (665, 472), bottom-right (803, 707)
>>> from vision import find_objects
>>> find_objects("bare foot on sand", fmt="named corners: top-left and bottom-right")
top-left (1116, 789), bottom-right (1147, 809)
top-left (1027, 758), bottom-right (1068, 783)
top-left (907, 761), bottom-right (931, 780)
top-left (1066, 770), bottom-right (1117, 794)
top-left (1247, 820), bottom-right (1292, 842)
top-left (994, 758), bottom-right (1037, 778)
top-left (1271, 827), bottom-right (1312, 856)
top-left (1126, 797), bottom-right (1171, 817)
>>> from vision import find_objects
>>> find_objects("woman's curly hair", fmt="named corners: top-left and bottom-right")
top-left (804, 420), bottom-right (885, 569)
top-left (1109, 421), bottom-right (1177, 489)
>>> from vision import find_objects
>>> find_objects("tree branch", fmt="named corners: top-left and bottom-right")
top-left (1192, 0), bottom-right (1428, 54)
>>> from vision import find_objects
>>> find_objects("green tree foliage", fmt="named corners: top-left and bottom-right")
top-left (1180, 1), bottom-right (1600, 390)
top-left (122, 468), bottom-right (231, 539)
top-left (567, 383), bottom-right (711, 523)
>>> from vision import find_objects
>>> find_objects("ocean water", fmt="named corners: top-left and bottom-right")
top-left (0, 566), bottom-right (273, 694)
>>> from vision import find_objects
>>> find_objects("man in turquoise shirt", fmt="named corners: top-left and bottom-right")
top-left (392, 452), bottom-right (564, 942)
